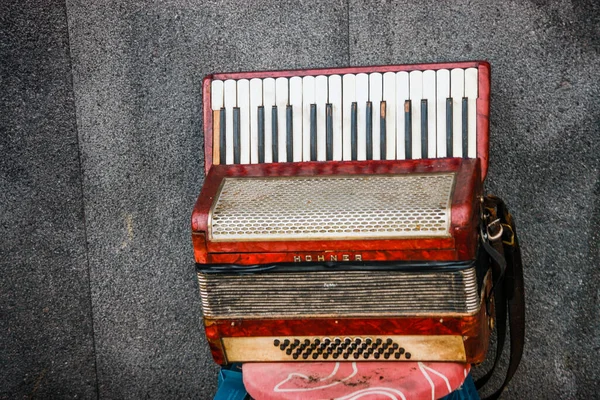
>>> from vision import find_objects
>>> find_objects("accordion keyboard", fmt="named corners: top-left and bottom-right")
top-left (210, 68), bottom-right (478, 165)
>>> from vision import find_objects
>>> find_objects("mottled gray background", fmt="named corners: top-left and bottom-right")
top-left (1, 0), bottom-right (598, 398)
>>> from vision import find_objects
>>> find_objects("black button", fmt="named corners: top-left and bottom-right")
top-left (312, 353), bottom-right (319, 360)
top-left (405, 352), bottom-right (411, 359)
top-left (343, 354), bottom-right (350, 359)
top-left (293, 339), bottom-right (300, 346)
top-left (286, 349), bottom-right (292, 355)
top-left (376, 339), bottom-right (382, 345)
top-left (394, 353), bottom-right (401, 359)
top-left (292, 354), bottom-right (299, 359)
top-left (274, 339), bottom-right (280, 346)
top-left (393, 344), bottom-right (399, 349)
top-left (353, 353), bottom-right (359, 359)
top-left (304, 339), bottom-right (311, 345)
top-left (314, 339), bottom-right (321, 345)
top-left (398, 348), bottom-right (405, 354)
top-left (302, 353), bottom-right (309, 359)
top-left (365, 338), bottom-right (372, 345)
top-left (323, 353), bottom-right (329, 359)
top-left (374, 353), bottom-right (380, 359)
top-left (284, 339), bottom-right (290, 346)
top-left (386, 338), bottom-right (393, 345)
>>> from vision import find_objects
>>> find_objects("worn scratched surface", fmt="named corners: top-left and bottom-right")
top-left (1, 0), bottom-right (598, 398)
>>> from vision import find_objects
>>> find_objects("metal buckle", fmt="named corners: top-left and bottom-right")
top-left (486, 218), bottom-right (503, 241)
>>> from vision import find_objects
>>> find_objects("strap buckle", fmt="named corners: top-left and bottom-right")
top-left (486, 218), bottom-right (503, 242)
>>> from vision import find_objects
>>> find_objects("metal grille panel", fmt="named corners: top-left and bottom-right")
top-left (198, 268), bottom-right (480, 318)
top-left (209, 173), bottom-right (455, 241)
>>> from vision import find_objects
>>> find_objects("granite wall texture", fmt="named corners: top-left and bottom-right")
top-left (1, 0), bottom-right (598, 398)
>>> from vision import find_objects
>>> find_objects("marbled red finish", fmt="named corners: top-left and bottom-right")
top-left (191, 158), bottom-right (482, 265)
top-left (202, 61), bottom-right (491, 179)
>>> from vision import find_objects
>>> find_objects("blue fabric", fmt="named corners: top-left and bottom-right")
top-left (215, 365), bottom-right (248, 400)
top-left (440, 373), bottom-right (480, 400)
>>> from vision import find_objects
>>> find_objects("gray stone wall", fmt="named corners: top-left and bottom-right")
top-left (1, 0), bottom-right (598, 398)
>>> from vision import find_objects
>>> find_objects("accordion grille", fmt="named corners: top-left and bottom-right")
top-left (198, 268), bottom-right (480, 319)
top-left (209, 173), bottom-right (454, 241)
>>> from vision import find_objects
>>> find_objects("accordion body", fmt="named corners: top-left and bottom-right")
top-left (193, 61), bottom-right (493, 365)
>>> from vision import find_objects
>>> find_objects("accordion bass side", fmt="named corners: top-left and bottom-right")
top-left (193, 61), bottom-right (494, 365)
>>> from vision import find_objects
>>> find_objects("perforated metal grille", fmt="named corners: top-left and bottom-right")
top-left (209, 173), bottom-right (455, 241)
top-left (198, 267), bottom-right (480, 318)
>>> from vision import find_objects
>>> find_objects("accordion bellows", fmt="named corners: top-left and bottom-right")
top-left (193, 61), bottom-right (493, 365)
top-left (199, 267), bottom-right (481, 319)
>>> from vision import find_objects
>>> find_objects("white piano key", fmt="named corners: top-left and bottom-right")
top-left (249, 79), bottom-right (262, 164)
top-left (329, 75), bottom-right (343, 161)
top-left (275, 77), bottom-right (289, 162)
top-left (211, 80), bottom-right (224, 110)
top-left (237, 79), bottom-right (250, 164)
top-left (423, 70), bottom-right (436, 158)
top-left (223, 79), bottom-right (237, 164)
top-left (355, 73), bottom-right (369, 161)
top-left (302, 76), bottom-right (315, 162)
top-left (289, 76), bottom-right (303, 162)
top-left (451, 68), bottom-right (465, 157)
top-left (263, 78), bottom-right (275, 163)
top-left (382, 72), bottom-right (396, 160)
top-left (409, 70), bottom-right (423, 159)
top-left (342, 74), bottom-right (356, 161)
top-left (465, 67), bottom-right (478, 158)
top-left (369, 73), bottom-right (383, 160)
top-left (315, 75), bottom-right (328, 161)
top-left (395, 71), bottom-right (409, 160)
top-left (436, 69), bottom-right (450, 157)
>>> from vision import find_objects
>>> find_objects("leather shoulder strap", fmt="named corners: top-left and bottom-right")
top-left (476, 196), bottom-right (525, 399)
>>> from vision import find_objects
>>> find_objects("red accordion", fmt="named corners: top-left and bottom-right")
top-left (192, 61), bottom-right (494, 365)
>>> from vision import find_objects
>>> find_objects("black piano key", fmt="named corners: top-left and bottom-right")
top-left (404, 100), bottom-right (412, 159)
top-left (326, 103), bottom-right (333, 161)
top-left (219, 108), bottom-right (226, 165)
top-left (421, 99), bottom-right (428, 159)
top-left (310, 104), bottom-right (317, 161)
top-left (462, 97), bottom-right (468, 158)
top-left (380, 101), bottom-right (386, 160)
top-left (351, 102), bottom-right (358, 161)
top-left (286, 105), bottom-right (293, 162)
top-left (446, 98), bottom-right (453, 157)
top-left (366, 101), bottom-right (373, 160)
top-left (257, 106), bottom-right (265, 163)
top-left (271, 106), bottom-right (278, 163)
top-left (233, 107), bottom-right (240, 164)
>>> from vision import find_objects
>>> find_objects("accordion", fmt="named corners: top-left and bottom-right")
top-left (192, 61), bottom-right (496, 366)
